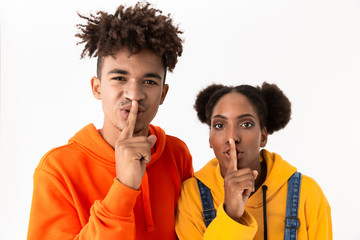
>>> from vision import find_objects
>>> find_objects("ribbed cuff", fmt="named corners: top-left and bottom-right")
top-left (215, 202), bottom-right (257, 238)
top-left (101, 178), bottom-right (141, 216)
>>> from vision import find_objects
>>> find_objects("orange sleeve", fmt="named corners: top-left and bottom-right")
top-left (173, 137), bottom-right (194, 181)
top-left (182, 148), bottom-right (194, 181)
top-left (28, 169), bottom-right (140, 240)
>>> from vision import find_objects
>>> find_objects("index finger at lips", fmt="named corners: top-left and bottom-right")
top-left (226, 138), bottom-right (238, 175)
top-left (119, 100), bottom-right (138, 139)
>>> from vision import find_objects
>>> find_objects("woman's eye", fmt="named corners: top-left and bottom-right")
top-left (241, 122), bottom-right (254, 128)
top-left (213, 123), bottom-right (224, 129)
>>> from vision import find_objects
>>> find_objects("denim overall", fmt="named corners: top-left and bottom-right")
top-left (196, 172), bottom-right (302, 240)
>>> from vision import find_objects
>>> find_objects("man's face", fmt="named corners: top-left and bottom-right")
top-left (92, 48), bottom-right (168, 140)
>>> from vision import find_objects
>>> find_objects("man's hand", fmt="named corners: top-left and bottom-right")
top-left (223, 138), bottom-right (258, 222)
top-left (114, 100), bottom-right (157, 190)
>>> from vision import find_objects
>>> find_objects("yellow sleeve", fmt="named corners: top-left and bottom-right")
top-left (204, 203), bottom-right (257, 240)
top-left (176, 180), bottom-right (257, 240)
top-left (301, 176), bottom-right (333, 239)
top-left (175, 182), bottom-right (205, 240)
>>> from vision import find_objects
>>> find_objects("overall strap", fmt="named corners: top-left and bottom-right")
top-left (284, 172), bottom-right (302, 240)
top-left (196, 178), bottom-right (217, 227)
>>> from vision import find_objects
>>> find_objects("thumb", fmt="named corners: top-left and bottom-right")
top-left (141, 135), bottom-right (157, 165)
top-left (252, 170), bottom-right (258, 192)
top-left (252, 170), bottom-right (258, 180)
top-left (147, 135), bottom-right (157, 148)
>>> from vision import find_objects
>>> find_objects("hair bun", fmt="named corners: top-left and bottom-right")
top-left (194, 84), bottom-right (224, 124)
top-left (259, 82), bottom-right (291, 134)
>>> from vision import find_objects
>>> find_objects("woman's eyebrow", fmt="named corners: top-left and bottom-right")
top-left (212, 113), bottom-right (256, 120)
top-left (237, 114), bottom-right (256, 119)
top-left (212, 114), bottom-right (227, 119)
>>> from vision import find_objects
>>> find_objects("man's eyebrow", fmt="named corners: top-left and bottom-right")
top-left (212, 113), bottom-right (256, 120)
top-left (144, 73), bottom-right (162, 80)
top-left (108, 69), bottom-right (129, 75)
top-left (107, 70), bottom-right (162, 80)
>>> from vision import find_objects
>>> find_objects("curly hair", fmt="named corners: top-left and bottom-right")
top-left (75, 1), bottom-right (183, 78)
top-left (194, 82), bottom-right (292, 134)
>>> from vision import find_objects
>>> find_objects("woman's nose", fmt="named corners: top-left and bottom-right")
top-left (226, 127), bottom-right (240, 144)
top-left (226, 138), bottom-right (240, 144)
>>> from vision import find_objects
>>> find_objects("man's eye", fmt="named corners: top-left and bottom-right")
top-left (144, 80), bottom-right (157, 85)
top-left (241, 122), bottom-right (254, 128)
top-left (113, 76), bottom-right (126, 81)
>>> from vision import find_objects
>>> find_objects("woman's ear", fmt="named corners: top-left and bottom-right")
top-left (91, 77), bottom-right (101, 100)
top-left (260, 127), bottom-right (268, 148)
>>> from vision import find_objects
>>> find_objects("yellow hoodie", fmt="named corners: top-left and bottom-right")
top-left (176, 149), bottom-right (332, 240)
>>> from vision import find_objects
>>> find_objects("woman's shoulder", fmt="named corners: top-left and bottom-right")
top-left (300, 174), bottom-right (330, 206)
top-left (301, 174), bottom-right (325, 193)
top-left (181, 158), bottom-right (220, 196)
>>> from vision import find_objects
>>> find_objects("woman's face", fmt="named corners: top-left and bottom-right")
top-left (209, 92), bottom-right (268, 176)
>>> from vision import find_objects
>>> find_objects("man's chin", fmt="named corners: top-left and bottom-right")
top-left (133, 125), bottom-right (150, 136)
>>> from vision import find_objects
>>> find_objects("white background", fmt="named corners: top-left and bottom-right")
top-left (1, 0), bottom-right (360, 239)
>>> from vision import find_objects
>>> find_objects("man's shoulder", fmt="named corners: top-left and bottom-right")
top-left (37, 142), bottom-right (84, 171)
top-left (165, 134), bottom-right (187, 145)
top-left (159, 133), bottom-right (193, 178)
top-left (164, 134), bottom-right (190, 154)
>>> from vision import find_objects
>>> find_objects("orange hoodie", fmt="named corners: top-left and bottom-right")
top-left (28, 124), bottom-right (193, 240)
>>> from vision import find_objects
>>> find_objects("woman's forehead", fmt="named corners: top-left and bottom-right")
top-left (212, 92), bottom-right (258, 117)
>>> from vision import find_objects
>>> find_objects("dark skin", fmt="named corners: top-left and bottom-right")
top-left (91, 48), bottom-right (168, 190)
top-left (209, 92), bottom-right (268, 222)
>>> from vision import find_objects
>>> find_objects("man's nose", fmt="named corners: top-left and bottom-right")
top-left (124, 80), bottom-right (145, 101)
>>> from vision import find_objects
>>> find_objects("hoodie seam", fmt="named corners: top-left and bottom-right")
top-left (71, 141), bottom-right (115, 167)
top-left (38, 142), bottom-right (78, 168)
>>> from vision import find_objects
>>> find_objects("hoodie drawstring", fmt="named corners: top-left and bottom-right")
top-left (140, 171), bottom-right (155, 232)
top-left (262, 185), bottom-right (268, 240)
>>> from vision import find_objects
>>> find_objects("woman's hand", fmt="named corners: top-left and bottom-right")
top-left (223, 138), bottom-right (258, 222)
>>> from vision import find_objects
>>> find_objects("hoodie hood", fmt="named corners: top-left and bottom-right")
top-left (69, 123), bottom-right (167, 232)
top-left (195, 149), bottom-right (297, 209)
top-left (69, 123), bottom-right (166, 167)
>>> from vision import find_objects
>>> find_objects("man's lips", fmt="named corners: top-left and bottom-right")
top-left (120, 104), bottom-right (146, 112)
top-left (120, 105), bottom-right (145, 119)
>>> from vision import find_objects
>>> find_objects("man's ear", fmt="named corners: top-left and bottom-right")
top-left (160, 84), bottom-right (169, 105)
top-left (91, 77), bottom-right (101, 100)
top-left (260, 127), bottom-right (268, 148)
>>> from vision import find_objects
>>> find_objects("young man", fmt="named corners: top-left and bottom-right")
top-left (27, 2), bottom-right (193, 239)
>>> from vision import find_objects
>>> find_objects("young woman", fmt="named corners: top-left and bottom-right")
top-left (176, 83), bottom-right (332, 239)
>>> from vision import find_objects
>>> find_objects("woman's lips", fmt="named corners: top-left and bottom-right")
top-left (224, 149), bottom-right (244, 160)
